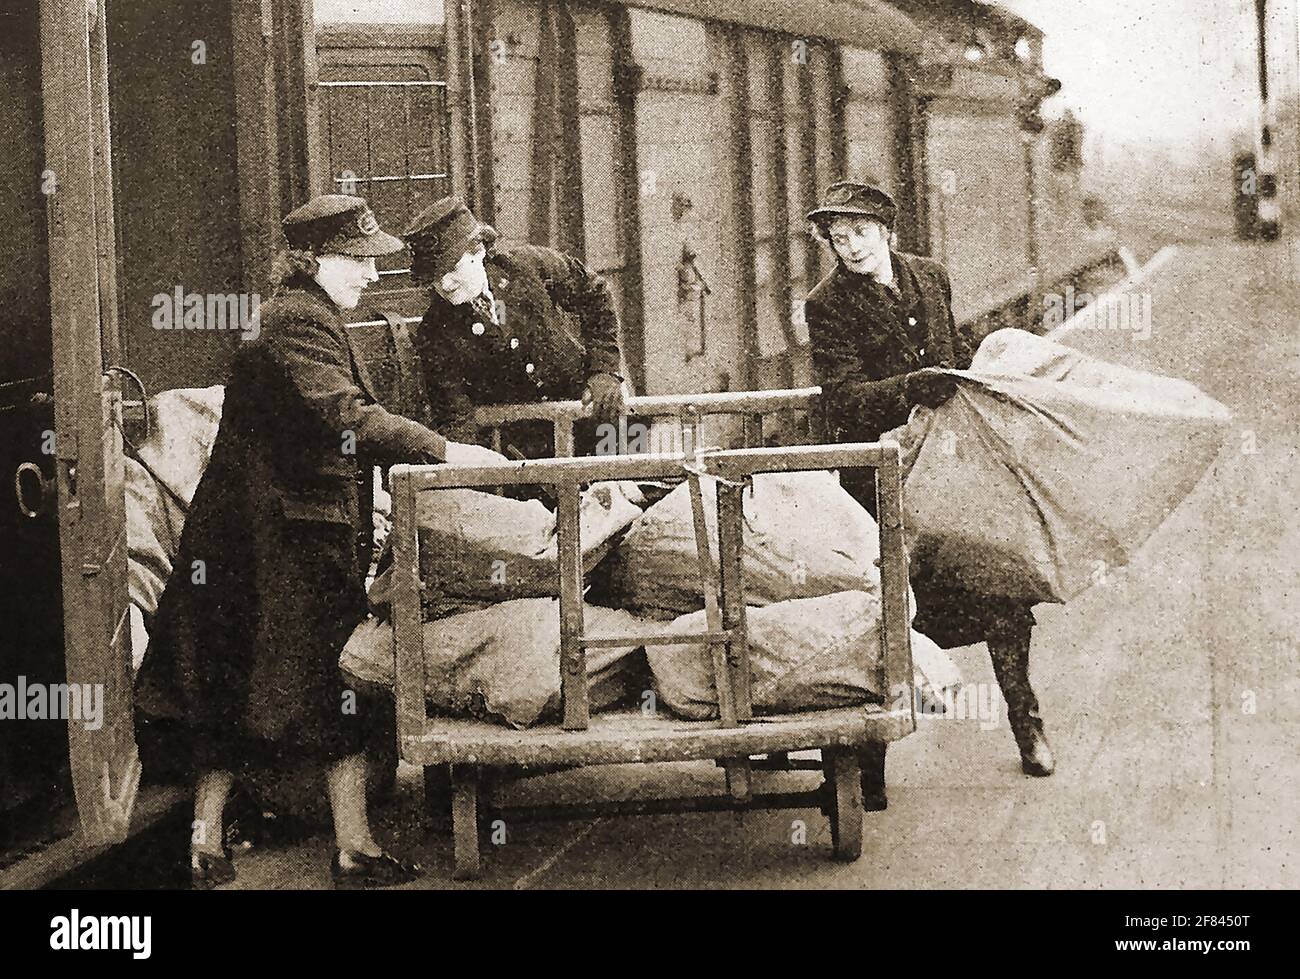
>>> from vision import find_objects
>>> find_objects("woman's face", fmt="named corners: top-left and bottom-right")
top-left (315, 253), bottom-right (379, 310)
top-left (827, 216), bottom-right (890, 276)
top-left (434, 245), bottom-right (489, 306)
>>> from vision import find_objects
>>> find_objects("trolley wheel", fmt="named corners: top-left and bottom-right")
top-left (823, 747), bottom-right (863, 862)
top-left (450, 764), bottom-right (481, 881)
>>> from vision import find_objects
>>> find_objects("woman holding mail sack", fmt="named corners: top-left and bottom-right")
top-left (803, 182), bottom-right (1056, 800)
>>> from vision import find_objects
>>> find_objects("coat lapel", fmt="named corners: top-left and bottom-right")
top-left (295, 278), bottom-right (382, 401)
top-left (852, 259), bottom-right (921, 365)
top-left (342, 324), bottom-right (381, 400)
top-left (895, 253), bottom-right (957, 369)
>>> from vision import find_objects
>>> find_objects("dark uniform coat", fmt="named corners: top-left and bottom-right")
top-left (134, 276), bottom-right (448, 777)
top-left (413, 244), bottom-right (622, 456)
top-left (804, 251), bottom-right (1033, 648)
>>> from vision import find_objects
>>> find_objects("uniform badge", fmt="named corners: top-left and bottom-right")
top-left (357, 209), bottom-right (380, 236)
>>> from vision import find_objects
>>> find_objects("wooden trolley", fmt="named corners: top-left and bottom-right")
top-left (387, 390), bottom-right (915, 880)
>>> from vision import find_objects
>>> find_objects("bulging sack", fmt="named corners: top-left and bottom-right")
top-left (647, 590), bottom-right (961, 720)
top-left (900, 329), bottom-right (1231, 603)
top-left (341, 599), bottom-right (654, 729)
top-left (125, 457), bottom-right (176, 617)
top-left (369, 480), bottom-right (643, 612)
top-left (427, 480), bottom-right (641, 590)
top-left (124, 387), bottom-right (226, 618)
top-left (607, 471), bottom-right (882, 619)
top-left (134, 386), bottom-right (225, 510)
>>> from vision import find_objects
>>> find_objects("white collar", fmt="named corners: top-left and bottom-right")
top-left (873, 252), bottom-right (896, 289)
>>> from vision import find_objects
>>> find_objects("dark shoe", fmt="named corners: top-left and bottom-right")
top-left (987, 622), bottom-right (1054, 777)
top-left (1011, 715), bottom-right (1056, 777)
top-left (858, 742), bottom-right (888, 811)
top-left (331, 849), bottom-right (423, 889)
top-left (191, 847), bottom-right (236, 889)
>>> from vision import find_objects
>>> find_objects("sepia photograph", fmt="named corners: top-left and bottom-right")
top-left (0, 0), bottom-right (1294, 950)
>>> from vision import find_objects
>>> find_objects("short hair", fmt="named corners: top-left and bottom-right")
top-left (809, 213), bottom-right (890, 245)
top-left (467, 223), bottom-right (498, 255)
top-left (269, 248), bottom-right (321, 289)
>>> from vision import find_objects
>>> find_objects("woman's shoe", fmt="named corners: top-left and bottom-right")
top-left (1014, 718), bottom-right (1056, 777)
top-left (191, 847), bottom-right (237, 889)
top-left (330, 849), bottom-right (423, 889)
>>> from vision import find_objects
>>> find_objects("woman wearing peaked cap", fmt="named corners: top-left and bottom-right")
top-left (134, 195), bottom-right (499, 889)
top-left (403, 196), bottom-right (626, 459)
top-left (803, 180), bottom-right (1055, 798)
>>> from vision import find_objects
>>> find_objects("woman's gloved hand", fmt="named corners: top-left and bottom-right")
top-left (582, 372), bottom-right (626, 424)
top-left (442, 441), bottom-right (511, 467)
top-left (903, 368), bottom-right (959, 409)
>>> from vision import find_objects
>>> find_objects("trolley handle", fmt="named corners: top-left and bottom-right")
top-left (472, 387), bottom-right (823, 457)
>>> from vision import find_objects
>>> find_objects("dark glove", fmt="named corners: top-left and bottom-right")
top-left (582, 372), bottom-right (626, 424)
top-left (902, 368), bottom-right (959, 410)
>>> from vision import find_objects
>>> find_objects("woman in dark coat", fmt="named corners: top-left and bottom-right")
top-left (134, 195), bottom-right (499, 888)
top-left (802, 182), bottom-right (1056, 791)
top-left (403, 197), bottom-right (626, 460)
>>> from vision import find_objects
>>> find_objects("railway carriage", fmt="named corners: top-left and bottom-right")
top-left (0, 0), bottom-right (1113, 885)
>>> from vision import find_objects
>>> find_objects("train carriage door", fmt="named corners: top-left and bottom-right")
top-left (784, 36), bottom-right (828, 389)
top-left (622, 9), bottom-right (735, 400)
top-left (40, 0), bottom-right (138, 844)
top-left (841, 48), bottom-right (898, 197)
top-left (741, 32), bottom-right (799, 395)
top-left (922, 72), bottom-right (1028, 321)
top-left (570, 3), bottom-right (630, 369)
top-left (804, 42), bottom-right (844, 287)
top-left (1, 0), bottom-right (69, 831)
top-left (315, 20), bottom-right (455, 323)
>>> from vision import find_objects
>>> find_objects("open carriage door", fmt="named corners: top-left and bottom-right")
top-left (40, 0), bottom-right (137, 844)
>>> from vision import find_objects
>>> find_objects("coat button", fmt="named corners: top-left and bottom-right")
top-left (908, 316), bottom-right (917, 326)
top-left (471, 323), bottom-right (485, 335)
top-left (525, 362), bottom-right (535, 374)
top-left (510, 337), bottom-right (519, 349)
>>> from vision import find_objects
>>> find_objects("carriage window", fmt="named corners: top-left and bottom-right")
top-left (317, 31), bottom-right (453, 308)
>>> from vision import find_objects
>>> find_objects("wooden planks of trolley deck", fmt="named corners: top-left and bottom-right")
top-left (400, 705), bottom-right (913, 768)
